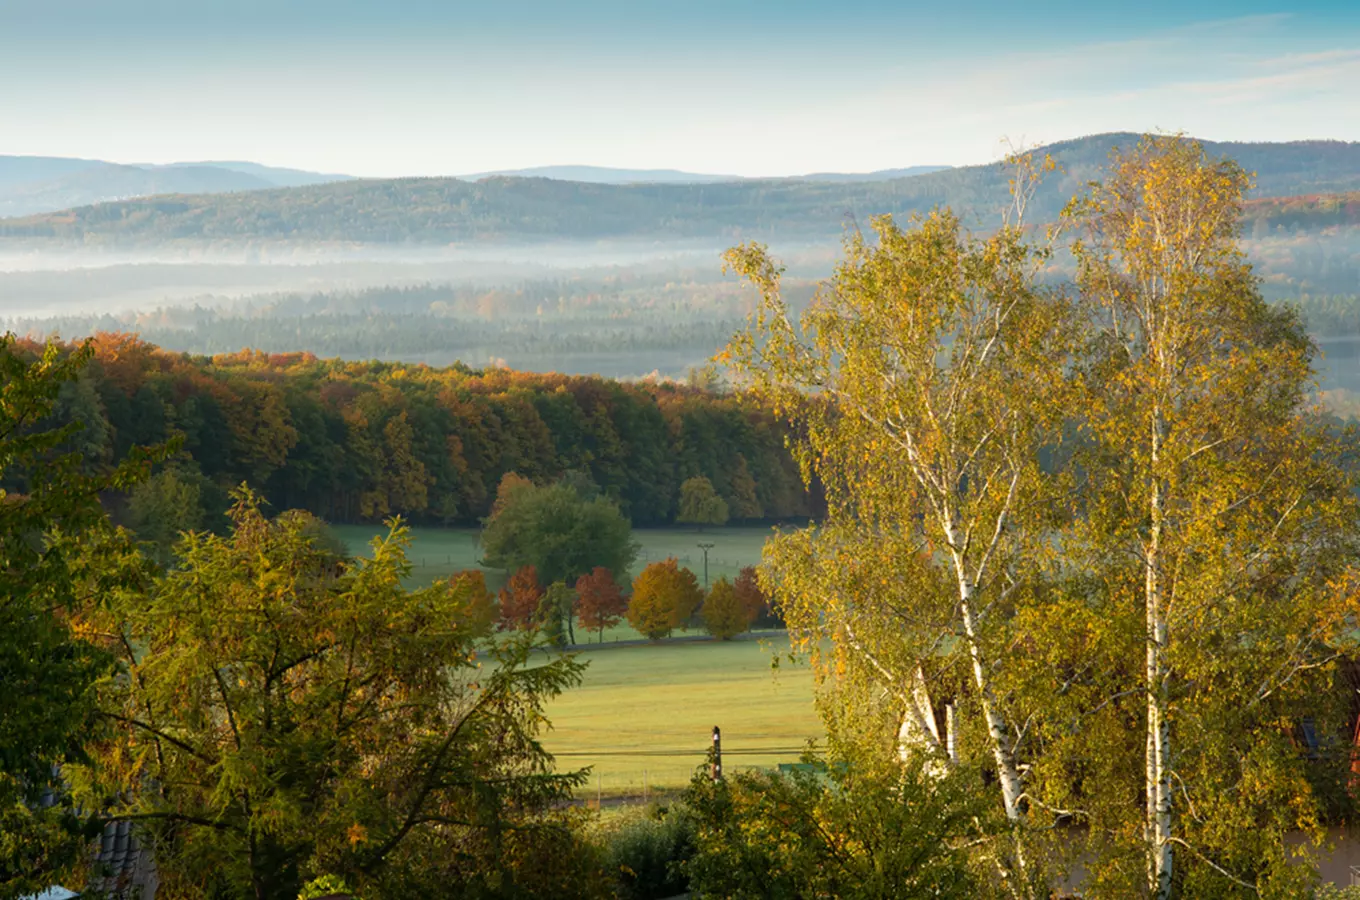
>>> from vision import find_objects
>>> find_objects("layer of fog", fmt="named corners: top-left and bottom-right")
top-left (0, 239), bottom-right (844, 320)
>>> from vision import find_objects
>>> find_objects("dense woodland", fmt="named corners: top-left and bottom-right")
top-left (4, 134), bottom-right (1359, 246)
top-left (35, 333), bottom-right (814, 530)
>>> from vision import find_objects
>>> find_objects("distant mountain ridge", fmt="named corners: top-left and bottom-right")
top-left (456, 164), bottom-right (952, 184)
top-left (0, 156), bottom-right (354, 217)
top-left (457, 165), bottom-right (744, 184)
top-left (4, 133), bottom-right (1359, 246)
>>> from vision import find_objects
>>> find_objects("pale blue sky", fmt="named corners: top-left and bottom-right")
top-left (2, 1), bottom-right (1357, 176)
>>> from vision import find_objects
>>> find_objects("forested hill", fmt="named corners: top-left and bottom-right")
top-left (5, 134), bottom-right (1359, 245)
top-left (38, 334), bottom-right (813, 530)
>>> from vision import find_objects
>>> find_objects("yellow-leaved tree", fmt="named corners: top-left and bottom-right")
top-left (723, 159), bottom-right (1072, 898)
top-left (627, 558), bottom-right (702, 640)
top-left (1065, 135), bottom-right (1360, 898)
top-left (701, 577), bottom-right (752, 640)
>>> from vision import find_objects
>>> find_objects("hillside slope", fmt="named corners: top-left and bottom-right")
top-left (0, 156), bottom-right (353, 216)
top-left (4, 134), bottom-right (1358, 245)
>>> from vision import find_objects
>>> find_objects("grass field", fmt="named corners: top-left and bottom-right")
top-left (333, 523), bottom-right (774, 588)
top-left (541, 638), bottom-right (822, 797)
top-left (333, 523), bottom-right (778, 642)
top-left (334, 524), bottom-right (818, 796)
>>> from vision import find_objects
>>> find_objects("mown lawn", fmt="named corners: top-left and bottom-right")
top-left (541, 637), bottom-right (822, 797)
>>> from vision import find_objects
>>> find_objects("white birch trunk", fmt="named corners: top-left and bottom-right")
top-left (957, 569), bottom-right (1026, 820)
top-left (1146, 413), bottom-right (1173, 899)
top-left (955, 557), bottom-right (1034, 900)
top-left (897, 667), bottom-right (947, 770)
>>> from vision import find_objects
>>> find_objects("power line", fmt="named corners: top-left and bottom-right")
top-left (552, 747), bottom-right (819, 758)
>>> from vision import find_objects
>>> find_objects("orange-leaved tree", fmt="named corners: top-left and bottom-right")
top-left (702, 577), bottom-right (752, 640)
top-left (498, 565), bottom-right (542, 631)
top-left (575, 566), bottom-right (627, 643)
top-left (626, 558), bottom-right (702, 641)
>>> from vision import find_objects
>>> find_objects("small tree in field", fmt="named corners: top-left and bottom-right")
top-left (536, 581), bottom-right (575, 647)
top-left (450, 569), bottom-right (496, 634)
top-left (498, 565), bottom-right (542, 631)
top-left (734, 565), bottom-right (779, 628)
top-left (576, 567), bottom-right (627, 643)
top-left (627, 559), bottom-right (702, 640)
top-left (702, 578), bottom-right (752, 641)
top-left (677, 476), bottom-right (729, 530)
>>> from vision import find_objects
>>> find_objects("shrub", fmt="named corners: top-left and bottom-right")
top-left (594, 804), bottom-right (696, 900)
top-left (682, 753), bottom-right (985, 899)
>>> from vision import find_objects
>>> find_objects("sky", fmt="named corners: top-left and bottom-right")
top-left (2, 0), bottom-right (1359, 177)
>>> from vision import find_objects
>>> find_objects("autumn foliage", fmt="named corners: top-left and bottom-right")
top-left (21, 334), bottom-right (816, 531)
top-left (574, 566), bottom-right (627, 643)
top-left (498, 565), bottom-right (543, 631)
top-left (449, 569), bottom-right (497, 635)
top-left (734, 565), bottom-right (776, 627)
top-left (701, 577), bottom-right (752, 640)
top-left (626, 558), bottom-right (703, 641)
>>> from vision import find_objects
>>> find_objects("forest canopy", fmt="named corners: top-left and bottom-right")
top-left (8, 334), bottom-right (815, 530)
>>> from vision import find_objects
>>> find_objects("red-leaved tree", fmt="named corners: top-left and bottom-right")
top-left (498, 565), bottom-right (543, 631)
top-left (574, 566), bottom-right (627, 643)
top-left (734, 565), bottom-right (778, 627)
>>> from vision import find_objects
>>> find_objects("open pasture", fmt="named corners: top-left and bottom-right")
top-left (541, 637), bottom-right (822, 797)
top-left (334, 523), bottom-right (776, 589)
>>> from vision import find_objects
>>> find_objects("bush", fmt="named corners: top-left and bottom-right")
top-left (681, 753), bottom-right (986, 899)
top-left (593, 804), bottom-right (696, 900)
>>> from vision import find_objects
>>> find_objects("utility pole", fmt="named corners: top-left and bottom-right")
top-left (698, 541), bottom-right (715, 589)
top-left (711, 726), bottom-right (723, 782)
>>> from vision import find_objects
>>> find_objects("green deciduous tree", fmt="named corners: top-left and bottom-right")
top-left (481, 479), bottom-right (637, 587)
top-left (677, 476), bottom-right (729, 530)
top-left (124, 467), bottom-right (208, 565)
top-left (537, 581), bottom-right (576, 647)
top-left (701, 577), bottom-right (751, 640)
top-left (79, 491), bottom-right (591, 900)
top-left (0, 336), bottom-right (158, 899)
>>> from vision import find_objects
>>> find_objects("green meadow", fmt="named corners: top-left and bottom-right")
top-left (541, 638), bottom-right (822, 797)
top-left (335, 524), bottom-right (819, 795)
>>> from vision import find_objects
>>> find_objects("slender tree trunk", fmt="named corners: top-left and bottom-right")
top-left (952, 548), bottom-right (1034, 899)
top-left (1146, 413), bottom-right (1173, 899)
top-left (958, 573), bottom-right (1025, 820)
top-left (897, 666), bottom-right (945, 764)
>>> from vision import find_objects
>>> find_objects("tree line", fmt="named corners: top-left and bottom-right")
top-left (29, 334), bottom-right (816, 537)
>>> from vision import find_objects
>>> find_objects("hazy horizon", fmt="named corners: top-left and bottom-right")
top-left (3, 1), bottom-right (1358, 178)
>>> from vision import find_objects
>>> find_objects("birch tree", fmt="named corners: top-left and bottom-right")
top-left (723, 195), bottom-right (1073, 896)
top-left (1068, 135), bottom-right (1360, 898)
